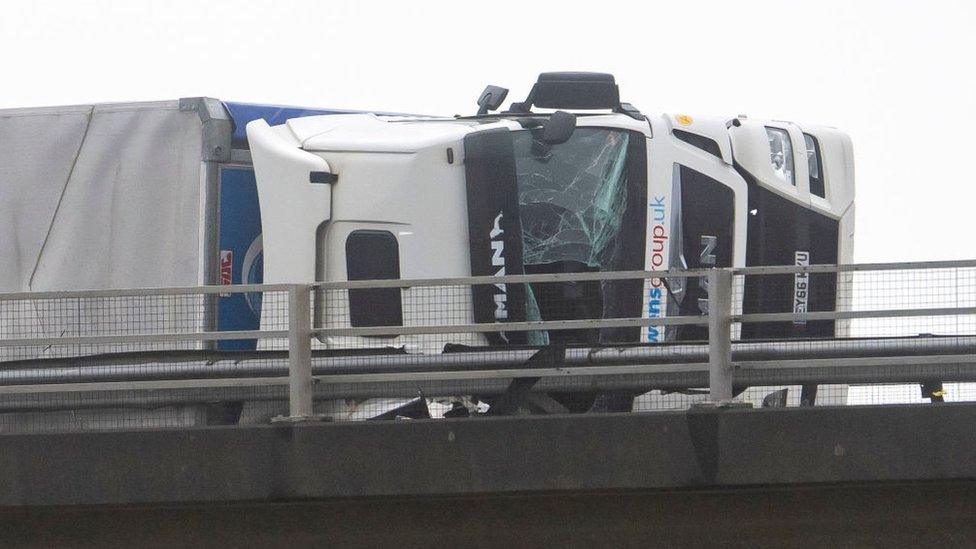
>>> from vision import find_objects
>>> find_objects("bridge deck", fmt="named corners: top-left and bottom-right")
top-left (3, 403), bottom-right (975, 504)
top-left (0, 404), bottom-right (976, 546)
top-left (2, 403), bottom-right (975, 545)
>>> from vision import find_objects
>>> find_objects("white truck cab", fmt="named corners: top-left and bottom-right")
top-left (247, 72), bottom-right (854, 351)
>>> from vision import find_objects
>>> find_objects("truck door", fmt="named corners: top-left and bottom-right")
top-left (646, 114), bottom-right (749, 342)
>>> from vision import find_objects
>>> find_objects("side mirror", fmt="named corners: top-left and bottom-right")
top-left (476, 85), bottom-right (509, 115)
top-left (542, 110), bottom-right (576, 144)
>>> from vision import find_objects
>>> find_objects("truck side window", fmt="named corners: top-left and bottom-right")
top-left (345, 230), bottom-right (403, 327)
top-left (804, 133), bottom-right (826, 198)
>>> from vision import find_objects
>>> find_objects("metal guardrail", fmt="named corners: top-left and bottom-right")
top-left (0, 260), bottom-right (973, 426)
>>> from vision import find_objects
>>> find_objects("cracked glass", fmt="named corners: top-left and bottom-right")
top-left (512, 128), bottom-right (631, 270)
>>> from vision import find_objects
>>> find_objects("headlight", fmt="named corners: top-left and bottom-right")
top-left (765, 127), bottom-right (795, 185)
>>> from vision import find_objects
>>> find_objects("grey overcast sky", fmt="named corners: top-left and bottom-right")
top-left (2, 0), bottom-right (973, 263)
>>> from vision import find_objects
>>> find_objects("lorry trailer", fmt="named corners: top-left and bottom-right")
top-left (0, 98), bottom-right (376, 354)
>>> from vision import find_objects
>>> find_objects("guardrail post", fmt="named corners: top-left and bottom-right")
top-left (708, 268), bottom-right (734, 402)
top-left (288, 284), bottom-right (314, 419)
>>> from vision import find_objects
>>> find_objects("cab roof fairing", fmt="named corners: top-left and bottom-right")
top-left (286, 111), bottom-right (654, 154)
top-left (285, 114), bottom-right (520, 154)
top-left (222, 101), bottom-right (420, 149)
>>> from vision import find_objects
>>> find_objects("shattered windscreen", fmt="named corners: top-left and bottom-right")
top-left (512, 128), bottom-right (631, 270)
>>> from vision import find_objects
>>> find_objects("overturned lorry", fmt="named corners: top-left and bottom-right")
top-left (249, 72), bottom-right (854, 349)
top-left (0, 72), bottom-right (854, 423)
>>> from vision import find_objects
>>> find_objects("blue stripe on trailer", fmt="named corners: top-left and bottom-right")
top-left (216, 166), bottom-right (264, 350)
top-left (222, 102), bottom-right (405, 148)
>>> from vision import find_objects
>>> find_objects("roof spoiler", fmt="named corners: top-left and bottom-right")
top-left (506, 72), bottom-right (643, 120)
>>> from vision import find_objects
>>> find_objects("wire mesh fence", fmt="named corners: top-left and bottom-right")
top-left (0, 261), bottom-right (973, 433)
top-left (0, 285), bottom-right (292, 433)
top-left (729, 262), bottom-right (976, 409)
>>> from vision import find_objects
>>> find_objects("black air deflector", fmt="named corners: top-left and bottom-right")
top-left (673, 129), bottom-right (723, 160)
top-left (522, 72), bottom-right (620, 110)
